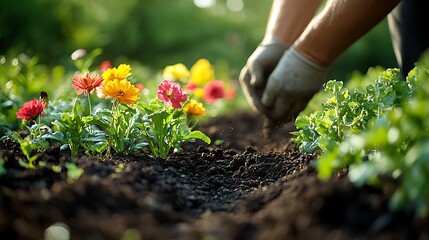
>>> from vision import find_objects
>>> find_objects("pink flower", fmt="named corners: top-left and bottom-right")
top-left (16, 98), bottom-right (47, 120)
top-left (100, 61), bottom-right (112, 73)
top-left (157, 80), bottom-right (187, 109)
top-left (72, 73), bottom-right (104, 95)
top-left (204, 80), bottom-right (225, 103)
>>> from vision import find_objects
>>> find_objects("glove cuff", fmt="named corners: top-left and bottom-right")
top-left (259, 36), bottom-right (289, 49)
top-left (289, 46), bottom-right (328, 72)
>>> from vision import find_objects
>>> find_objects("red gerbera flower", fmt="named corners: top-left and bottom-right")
top-left (204, 80), bottom-right (225, 103)
top-left (16, 98), bottom-right (47, 120)
top-left (157, 80), bottom-right (187, 109)
top-left (72, 73), bottom-right (104, 95)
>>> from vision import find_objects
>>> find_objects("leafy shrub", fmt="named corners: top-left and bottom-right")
top-left (293, 51), bottom-right (429, 217)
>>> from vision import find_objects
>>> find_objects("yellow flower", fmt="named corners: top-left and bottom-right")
top-left (163, 63), bottom-right (190, 80)
top-left (193, 88), bottom-right (205, 99)
top-left (102, 64), bottom-right (132, 83)
top-left (103, 79), bottom-right (140, 104)
top-left (183, 99), bottom-right (206, 116)
top-left (190, 58), bottom-right (214, 86)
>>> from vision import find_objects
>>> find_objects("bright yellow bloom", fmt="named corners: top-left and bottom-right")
top-left (183, 99), bottom-right (206, 116)
top-left (163, 63), bottom-right (190, 80)
top-left (193, 88), bottom-right (205, 99)
top-left (190, 58), bottom-right (214, 86)
top-left (102, 64), bottom-right (132, 83)
top-left (103, 79), bottom-right (140, 104)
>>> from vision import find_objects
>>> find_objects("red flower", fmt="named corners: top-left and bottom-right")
top-left (100, 61), bottom-right (112, 73)
top-left (72, 73), bottom-right (104, 95)
top-left (204, 80), bottom-right (225, 103)
top-left (157, 80), bottom-right (187, 109)
top-left (16, 98), bottom-right (47, 120)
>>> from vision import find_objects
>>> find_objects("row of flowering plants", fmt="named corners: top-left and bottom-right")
top-left (10, 53), bottom-right (237, 167)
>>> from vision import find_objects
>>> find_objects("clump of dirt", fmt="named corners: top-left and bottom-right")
top-left (0, 112), bottom-right (428, 240)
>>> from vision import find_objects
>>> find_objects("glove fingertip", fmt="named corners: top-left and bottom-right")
top-left (261, 93), bottom-right (274, 108)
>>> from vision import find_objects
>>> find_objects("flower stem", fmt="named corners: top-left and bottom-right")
top-left (38, 115), bottom-right (41, 137)
top-left (87, 94), bottom-right (92, 116)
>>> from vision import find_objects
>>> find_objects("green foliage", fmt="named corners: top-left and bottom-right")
top-left (11, 133), bottom-right (41, 169)
top-left (0, 53), bottom-right (71, 129)
top-left (46, 99), bottom-right (86, 157)
top-left (293, 51), bottom-right (429, 218)
top-left (137, 100), bottom-right (210, 158)
top-left (293, 68), bottom-right (412, 153)
top-left (0, 0), bottom-right (270, 74)
top-left (1, 0), bottom-right (394, 82)
top-left (85, 103), bottom-right (147, 156)
top-left (65, 162), bottom-right (84, 183)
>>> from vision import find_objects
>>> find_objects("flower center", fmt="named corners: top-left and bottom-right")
top-left (118, 90), bottom-right (124, 96)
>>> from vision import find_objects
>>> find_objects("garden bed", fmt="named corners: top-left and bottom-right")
top-left (0, 112), bottom-right (428, 240)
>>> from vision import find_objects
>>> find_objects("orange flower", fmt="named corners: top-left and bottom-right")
top-left (103, 79), bottom-right (140, 104)
top-left (72, 73), bottom-right (104, 95)
top-left (183, 99), bottom-right (206, 116)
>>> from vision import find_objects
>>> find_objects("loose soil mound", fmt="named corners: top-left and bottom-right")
top-left (0, 112), bottom-right (428, 240)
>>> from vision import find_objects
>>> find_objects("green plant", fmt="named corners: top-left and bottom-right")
top-left (65, 162), bottom-right (84, 183)
top-left (138, 99), bottom-right (210, 158)
top-left (293, 68), bottom-right (412, 153)
top-left (293, 52), bottom-right (429, 218)
top-left (85, 104), bottom-right (147, 156)
top-left (11, 134), bottom-right (40, 169)
top-left (45, 100), bottom-right (86, 158)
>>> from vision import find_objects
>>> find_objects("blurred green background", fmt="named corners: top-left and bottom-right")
top-left (0, 0), bottom-right (397, 81)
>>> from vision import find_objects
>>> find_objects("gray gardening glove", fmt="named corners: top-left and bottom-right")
top-left (262, 46), bottom-right (329, 122)
top-left (239, 37), bottom-right (289, 113)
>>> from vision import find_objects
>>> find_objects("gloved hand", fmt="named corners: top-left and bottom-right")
top-left (262, 46), bottom-right (329, 122)
top-left (239, 37), bottom-right (289, 113)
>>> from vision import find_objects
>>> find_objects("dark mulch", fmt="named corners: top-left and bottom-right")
top-left (0, 112), bottom-right (428, 240)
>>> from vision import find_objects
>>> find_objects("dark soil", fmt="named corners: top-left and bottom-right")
top-left (0, 112), bottom-right (428, 240)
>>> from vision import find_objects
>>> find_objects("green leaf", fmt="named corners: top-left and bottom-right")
top-left (184, 130), bottom-right (211, 144)
top-left (42, 131), bottom-right (64, 142)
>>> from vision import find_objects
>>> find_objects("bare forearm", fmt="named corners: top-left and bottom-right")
top-left (294, 0), bottom-right (400, 67)
top-left (264, 0), bottom-right (323, 46)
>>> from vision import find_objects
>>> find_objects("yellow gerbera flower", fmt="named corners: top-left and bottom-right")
top-left (190, 58), bottom-right (214, 86)
top-left (163, 63), bottom-right (190, 80)
top-left (102, 64), bottom-right (132, 83)
top-left (183, 99), bottom-right (206, 116)
top-left (103, 79), bottom-right (140, 104)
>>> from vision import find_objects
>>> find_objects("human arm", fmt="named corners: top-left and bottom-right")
top-left (239, 0), bottom-right (322, 113)
top-left (262, 0), bottom-right (400, 121)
